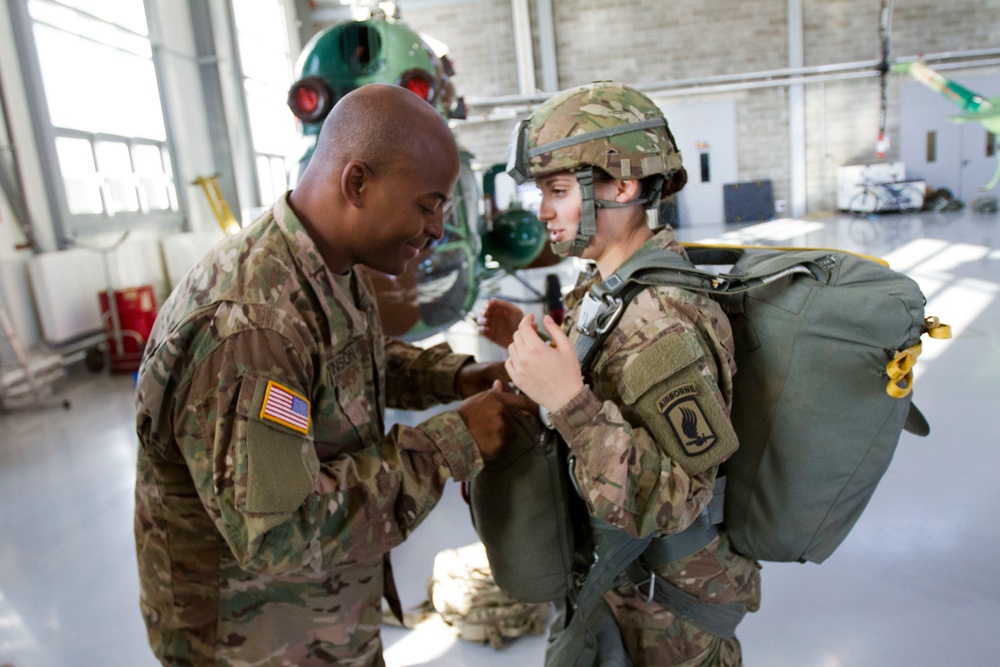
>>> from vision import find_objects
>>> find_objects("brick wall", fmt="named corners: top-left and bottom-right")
top-left (397, 0), bottom-right (1000, 214)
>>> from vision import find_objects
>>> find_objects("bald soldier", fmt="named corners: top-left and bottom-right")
top-left (134, 84), bottom-right (534, 666)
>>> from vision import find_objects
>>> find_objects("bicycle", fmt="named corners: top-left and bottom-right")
top-left (848, 179), bottom-right (925, 218)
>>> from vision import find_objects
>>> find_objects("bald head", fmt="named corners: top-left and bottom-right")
top-left (303, 83), bottom-right (458, 181)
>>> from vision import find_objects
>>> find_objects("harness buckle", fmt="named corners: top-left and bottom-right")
top-left (576, 292), bottom-right (624, 336)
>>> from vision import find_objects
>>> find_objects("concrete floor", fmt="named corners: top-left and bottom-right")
top-left (1, 207), bottom-right (998, 666)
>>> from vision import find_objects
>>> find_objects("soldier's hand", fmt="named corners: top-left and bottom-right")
top-left (454, 360), bottom-right (510, 398)
top-left (456, 380), bottom-right (537, 460)
top-left (506, 314), bottom-right (584, 412)
top-left (477, 299), bottom-right (524, 348)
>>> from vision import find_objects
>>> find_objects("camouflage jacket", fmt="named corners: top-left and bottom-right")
top-left (547, 227), bottom-right (760, 633)
top-left (134, 194), bottom-right (482, 666)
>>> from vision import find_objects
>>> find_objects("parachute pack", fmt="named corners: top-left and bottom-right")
top-left (574, 242), bottom-right (950, 563)
top-left (469, 242), bottom-right (951, 604)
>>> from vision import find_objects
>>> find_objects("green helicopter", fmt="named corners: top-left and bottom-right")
top-left (287, 5), bottom-right (553, 341)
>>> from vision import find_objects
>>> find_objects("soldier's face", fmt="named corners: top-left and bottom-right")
top-left (536, 171), bottom-right (627, 262)
top-left (536, 172), bottom-right (583, 253)
top-left (358, 161), bottom-right (458, 276)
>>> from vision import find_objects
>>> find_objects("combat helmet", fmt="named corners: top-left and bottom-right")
top-left (507, 81), bottom-right (683, 256)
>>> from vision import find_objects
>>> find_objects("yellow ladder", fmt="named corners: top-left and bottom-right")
top-left (192, 174), bottom-right (241, 235)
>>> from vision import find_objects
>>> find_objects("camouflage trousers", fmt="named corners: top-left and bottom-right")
top-left (606, 534), bottom-right (761, 667)
top-left (609, 593), bottom-right (745, 667)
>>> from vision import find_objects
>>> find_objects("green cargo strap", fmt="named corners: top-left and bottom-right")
top-left (585, 495), bottom-right (741, 643)
top-left (546, 524), bottom-right (652, 667)
top-left (572, 168), bottom-right (598, 257)
top-left (573, 247), bottom-right (700, 371)
top-left (644, 574), bottom-right (748, 640)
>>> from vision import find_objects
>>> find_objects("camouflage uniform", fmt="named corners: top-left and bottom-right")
top-left (506, 81), bottom-right (760, 665)
top-left (547, 227), bottom-right (761, 666)
top-left (134, 193), bottom-right (483, 666)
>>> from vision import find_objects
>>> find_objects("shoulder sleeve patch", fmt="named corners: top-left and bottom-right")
top-left (258, 380), bottom-right (311, 435)
top-left (659, 390), bottom-right (720, 458)
top-left (619, 332), bottom-right (738, 474)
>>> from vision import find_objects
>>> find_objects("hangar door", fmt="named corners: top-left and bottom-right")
top-left (653, 98), bottom-right (738, 227)
top-left (899, 72), bottom-right (1000, 204)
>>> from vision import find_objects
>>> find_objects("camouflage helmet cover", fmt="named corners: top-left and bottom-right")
top-left (522, 82), bottom-right (683, 182)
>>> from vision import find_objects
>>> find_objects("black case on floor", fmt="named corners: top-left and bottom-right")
top-left (724, 180), bottom-right (775, 223)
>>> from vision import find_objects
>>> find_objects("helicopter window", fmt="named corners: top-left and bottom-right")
top-left (340, 24), bottom-right (382, 74)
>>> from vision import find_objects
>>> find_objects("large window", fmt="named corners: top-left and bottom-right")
top-left (231, 0), bottom-right (298, 207)
top-left (26, 0), bottom-right (178, 227)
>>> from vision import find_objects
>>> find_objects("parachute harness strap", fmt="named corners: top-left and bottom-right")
top-left (885, 316), bottom-right (952, 398)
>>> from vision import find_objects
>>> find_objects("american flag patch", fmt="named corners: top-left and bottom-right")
top-left (259, 380), bottom-right (310, 435)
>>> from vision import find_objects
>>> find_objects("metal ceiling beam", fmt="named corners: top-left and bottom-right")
top-left (458, 49), bottom-right (1000, 122)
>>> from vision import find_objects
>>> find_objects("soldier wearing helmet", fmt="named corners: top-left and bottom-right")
top-left (480, 82), bottom-right (761, 666)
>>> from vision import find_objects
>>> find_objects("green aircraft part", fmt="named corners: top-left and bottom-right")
top-left (480, 163), bottom-right (547, 272)
top-left (895, 60), bottom-right (1000, 190)
top-left (293, 17), bottom-right (448, 163)
top-left (481, 207), bottom-right (547, 272)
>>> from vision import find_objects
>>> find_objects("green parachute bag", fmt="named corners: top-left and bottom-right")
top-left (467, 410), bottom-right (587, 603)
top-left (704, 246), bottom-right (948, 562)
top-left (612, 243), bottom-right (951, 563)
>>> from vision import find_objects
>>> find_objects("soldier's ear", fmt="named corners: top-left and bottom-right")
top-left (615, 178), bottom-right (641, 203)
top-left (341, 160), bottom-right (370, 208)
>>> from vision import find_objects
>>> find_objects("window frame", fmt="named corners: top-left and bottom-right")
top-left (228, 0), bottom-right (298, 210)
top-left (9, 0), bottom-right (186, 244)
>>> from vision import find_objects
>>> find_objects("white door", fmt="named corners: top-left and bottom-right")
top-left (899, 73), bottom-right (1000, 202)
top-left (958, 121), bottom-right (999, 203)
top-left (653, 98), bottom-right (738, 227)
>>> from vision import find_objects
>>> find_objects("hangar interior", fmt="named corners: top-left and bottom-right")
top-left (0, 0), bottom-right (998, 665)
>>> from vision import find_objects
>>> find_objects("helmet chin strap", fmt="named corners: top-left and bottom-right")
top-left (550, 168), bottom-right (665, 258)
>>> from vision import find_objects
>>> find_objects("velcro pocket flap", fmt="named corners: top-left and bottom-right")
top-left (619, 333), bottom-right (700, 405)
top-left (242, 378), bottom-right (318, 514)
